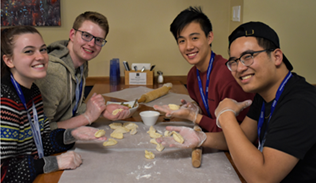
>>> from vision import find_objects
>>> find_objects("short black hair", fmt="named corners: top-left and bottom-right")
top-left (228, 29), bottom-right (277, 55)
top-left (170, 6), bottom-right (212, 45)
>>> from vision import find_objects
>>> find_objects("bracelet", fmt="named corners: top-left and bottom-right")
top-left (83, 113), bottom-right (92, 125)
top-left (216, 109), bottom-right (236, 128)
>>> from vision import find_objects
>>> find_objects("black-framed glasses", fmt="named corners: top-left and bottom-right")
top-left (226, 49), bottom-right (275, 71)
top-left (74, 29), bottom-right (107, 47)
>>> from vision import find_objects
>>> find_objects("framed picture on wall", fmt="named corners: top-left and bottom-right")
top-left (1, 0), bottom-right (61, 26)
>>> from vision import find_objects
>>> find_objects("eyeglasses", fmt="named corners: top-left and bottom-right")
top-left (226, 49), bottom-right (275, 71)
top-left (74, 29), bottom-right (107, 47)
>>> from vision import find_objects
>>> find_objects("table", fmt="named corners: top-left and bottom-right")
top-left (34, 82), bottom-right (246, 183)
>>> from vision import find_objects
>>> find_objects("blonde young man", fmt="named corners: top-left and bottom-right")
top-left (35, 12), bottom-right (129, 130)
top-left (157, 22), bottom-right (316, 182)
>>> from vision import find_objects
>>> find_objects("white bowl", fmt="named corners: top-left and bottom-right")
top-left (106, 100), bottom-right (139, 118)
top-left (139, 110), bottom-right (160, 126)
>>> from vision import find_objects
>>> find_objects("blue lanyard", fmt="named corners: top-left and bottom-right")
top-left (73, 65), bottom-right (84, 116)
top-left (257, 71), bottom-right (292, 152)
top-left (10, 75), bottom-right (44, 158)
top-left (196, 51), bottom-right (215, 118)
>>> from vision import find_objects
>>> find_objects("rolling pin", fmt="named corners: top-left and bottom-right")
top-left (138, 83), bottom-right (172, 103)
top-left (191, 125), bottom-right (202, 168)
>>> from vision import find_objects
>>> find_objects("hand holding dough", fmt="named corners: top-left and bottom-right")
top-left (156, 126), bottom-right (205, 148)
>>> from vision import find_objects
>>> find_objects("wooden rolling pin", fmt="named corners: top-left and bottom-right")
top-left (191, 125), bottom-right (202, 168)
top-left (138, 83), bottom-right (172, 103)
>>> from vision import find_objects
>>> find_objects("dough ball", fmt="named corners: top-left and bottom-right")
top-left (145, 150), bottom-right (155, 159)
top-left (147, 126), bottom-right (156, 134)
top-left (123, 122), bottom-right (139, 130)
top-left (147, 126), bottom-right (162, 138)
top-left (156, 143), bottom-right (164, 152)
top-left (149, 132), bottom-right (162, 139)
top-left (113, 126), bottom-right (130, 134)
top-left (110, 132), bottom-right (124, 139)
top-left (150, 139), bottom-right (164, 152)
top-left (112, 108), bottom-right (123, 115)
top-left (94, 129), bottom-right (106, 137)
top-left (109, 122), bottom-right (122, 130)
top-left (172, 131), bottom-right (184, 144)
top-left (130, 128), bottom-right (137, 135)
top-left (164, 130), bottom-right (171, 137)
top-left (103, 138), bottom-right (117, 146)
top-left (168, 104), bottom-right (180, 110)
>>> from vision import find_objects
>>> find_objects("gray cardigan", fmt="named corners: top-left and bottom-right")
top-left (35, 40), bottom-right (88, 130)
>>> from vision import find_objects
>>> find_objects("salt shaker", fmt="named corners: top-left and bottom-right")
top-left (157, 71), bottom-right (164, 84)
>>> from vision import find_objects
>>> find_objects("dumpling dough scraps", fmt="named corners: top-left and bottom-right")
top-left (145, 150), bottom-right (155, 159)
top-left (110, 132), bottom-right (124, 139)
top-left (109, 122), bottom-right (122, 129)
top-left (94, 129), bottom-right (106, 137)
top-left (130, 128), bottom-right (137, 135)
top-left (103, 138), bottom-right (117, 146)
top-left (147, 126), bottom-right (162, 138)
top-left (113, 126), bottom-right (130, 134)
top-left (147, 126), bottom-right (156, 134)
top-left (156, 144), bottom-right (164, 152)
top-left (112, 108), bottom-right (123, 115)
top-left (171, 131), bottom-right (184, 144)
top-left (123, 122), bottom-right (139, 130)
top-left (168, 104), bottom-right (180, 110)
top-left (164, 130), bottom-right (171, 137)
top-left (150, 132), bottom-right (162, 139)
top-left (150, 139), bottom-right (164, 152)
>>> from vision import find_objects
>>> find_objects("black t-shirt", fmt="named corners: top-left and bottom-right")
top-left (247, 73), bottom-right (316, 182)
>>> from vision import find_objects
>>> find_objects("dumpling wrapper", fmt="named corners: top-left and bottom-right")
top-left (103, 138), bottom-right (117, 146)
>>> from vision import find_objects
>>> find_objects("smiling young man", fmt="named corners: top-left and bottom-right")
top-left (154, 7), bottom-right (254, 132)
top-left (216, 21), bottom-right (316, 182)
top-left (35, 11), bottom-right (129, 130)
top-left (157, 21), bottom-right (316, 182)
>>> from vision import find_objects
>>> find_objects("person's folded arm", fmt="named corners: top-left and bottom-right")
top-left (220, 113), bottom-right (298, 183)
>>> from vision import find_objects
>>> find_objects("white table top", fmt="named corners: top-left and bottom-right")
top-left (58, 119), bottom-right (241, 183)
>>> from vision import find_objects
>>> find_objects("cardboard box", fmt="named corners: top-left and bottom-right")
top-left (124, 70), bottom-right (154, 85)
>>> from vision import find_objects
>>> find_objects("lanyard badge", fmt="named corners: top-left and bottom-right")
top-left (257, 72), bottom-right (292, 152)
top-left (73, 65), bottom-right (84, 116)
top-left (196, 51), bottom-right (215, 118)
top-left (10, 75), bottom-right (44, 158)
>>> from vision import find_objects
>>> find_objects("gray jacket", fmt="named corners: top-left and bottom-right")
top-left (35, 40), bottom-right (88, 130)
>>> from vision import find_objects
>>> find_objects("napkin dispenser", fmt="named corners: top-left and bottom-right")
top-left (124, 70), bottom-right (154, 85)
